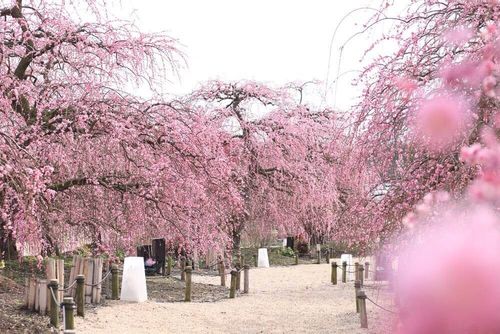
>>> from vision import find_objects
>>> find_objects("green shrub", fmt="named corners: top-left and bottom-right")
top-left (279, 247), bottom-right (295, 257)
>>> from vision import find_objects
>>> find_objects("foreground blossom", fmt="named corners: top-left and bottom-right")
top-left (396, 207), bottom-right (500, 333)
top-left (414, 94), bottom-right (470, 150)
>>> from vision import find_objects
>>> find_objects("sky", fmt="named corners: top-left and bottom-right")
top-left (111, 0), bottom-right (393, 111)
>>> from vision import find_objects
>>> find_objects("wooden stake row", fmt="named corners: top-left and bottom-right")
top-left (24, 278), bottom-right (48, 315)
top-left (25, 256), bottom-right (106, 315)
top-left (68, 256), bottom-right (104, 303)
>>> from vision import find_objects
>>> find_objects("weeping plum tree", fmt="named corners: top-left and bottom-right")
top-left (348, 0), bottom-right (500, 247)
top-left (187, 81), bottom-right (345, 255)
top-left (0, 0), bottom-right (349, 260)
top-left (0, 0), bottom-right (241, 258)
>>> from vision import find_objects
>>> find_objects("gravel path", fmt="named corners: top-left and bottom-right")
top-left (75, 259), bottom-right (394, 333)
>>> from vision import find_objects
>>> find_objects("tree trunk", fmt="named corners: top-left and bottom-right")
top-left (0, 227), bottom-right (18, 260)
top-left (232, 231), bottom-right (241, 252)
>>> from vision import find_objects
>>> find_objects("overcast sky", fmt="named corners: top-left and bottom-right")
top-left (111, 0), bottom-right (394, 110)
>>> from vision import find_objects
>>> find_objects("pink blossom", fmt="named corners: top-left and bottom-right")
top-left (460, 143), bottom-right (482, 164)
top-left (483, 75), bottom-right (497, 97)
top-left (397, 207), bottom-right (500, 334)
top-left (414, 94), bottom-right (470, 149)
top-left (443, 26), bottom-right (474, 45)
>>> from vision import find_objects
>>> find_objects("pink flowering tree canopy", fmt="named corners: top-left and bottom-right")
top-left (0, 1), bottom-right (350, 259)
top-left (349, 0), bottom-right (500, 247)
top-left (186, 81), bottom-right (347, 252)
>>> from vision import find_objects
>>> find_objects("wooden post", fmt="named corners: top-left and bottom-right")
top-left (111, 264), bottom-right (119, 300)
top-left (63, 297), bottom-right (76, 330)
top-left (229, 270), bottom-right (237, 298)
top-left (365, 262), bottom-right (370, 280)
top-left (355, 262), bottom-right (360, 281)
top-left (359, 265), bottom-right (365, 286)
top-left (76, 275), bottom-right (85, 317)
top-left (316, 250), bottom-right (321, 264)
top-left (48, 279), bottom-right (59, 328)
top-left (294, 254), bottom-right (299, 265)
top-left (184, 266), bottom-right (192, 302)
top-left (331, 262), bottom-right (337, 285)
top-left (342, 261), bottom-right (347, 283)
top-left (357, 290), bottom-right (368, 328)
top-left (243, 265), bottom-right (250, 294)
top-left (354, 280), bottom-right (361, 313)
top-left (325, 249), bottom-right (330, 264)
top-left (218, 260), bottom-right (226, 287)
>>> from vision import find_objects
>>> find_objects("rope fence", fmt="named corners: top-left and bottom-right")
top-left (84, 270), bottom-right (112, 287)
top-left (366, 296), bottom-right (398, 315)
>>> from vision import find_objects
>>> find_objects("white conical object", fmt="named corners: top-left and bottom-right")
top-left (340, 254), bottom-right (354, 281)
top-left (258, 248), bottom-right (270, 268)
top-left (120, 257), bottom-right (148, 302)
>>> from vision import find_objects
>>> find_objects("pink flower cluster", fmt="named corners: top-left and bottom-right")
top-left (397, 207), bottom-right (500, 334)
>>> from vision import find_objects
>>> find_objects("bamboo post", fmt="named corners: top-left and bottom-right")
top-left (342, 261), bottom-right (347, 283)
top-left (35, 279), bottom-right (40, 313)
top-left (355, 262), bottom-right (360, 281)
top-left (84, 258), bottom-right (93, 303)
top-left (111, 264), bottom-right (119, 300)
top-left (39, 280), bottom-right (47, 316)
top-left (76, 275), bottom-right (85, 317)
top-left (94, 258), bottom-right (103, 303)
top-left (24, 278), bottom-right (29, 308)
top-left (63, 297), bottom-right (76, 331)
top-left (243, 265), bottom-right (250, 294)
top-left (27, 278), bottom-right (36, 310)
top-left (184, 266), bottom-right (192, 302)
top-left (357, 290), bottom-right (368, 328)
top-left (294, 254), bottom-right (299, 265)
top-left (229, 270), bottom-right (237, 298)
top-left (365, 262), bottom-right (370, 280)
top-left (57, 259), bottom-right (64, 302)
top-left (219, 260), bottom-right (226, 287)
top-left (48, 279), bottom-right (59, 328)
top-left (354, 280), bottom-right (361, 313)
top-left (359, 265), bottom-right (365, 286)
top-left (331, 262), bottom-right (337, 285)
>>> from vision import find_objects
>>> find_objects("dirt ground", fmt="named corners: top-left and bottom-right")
top-left (0, 275), bottom-right (50, 334)
top-left (76, 259), bottom-right (396, 334)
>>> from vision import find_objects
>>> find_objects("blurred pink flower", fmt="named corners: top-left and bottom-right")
top-left (440, 61), bottom-right (492, 89)
top-left (443, 26), bottom-right (473, 45)
top-left (483, 75), bottom-right (497, 97)
top-left (460, 143), bottom-right (482, 164)
top-left (414, 94), bottom-right (470, 149)
top-left (396, 207), bottom-right (500, 333)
